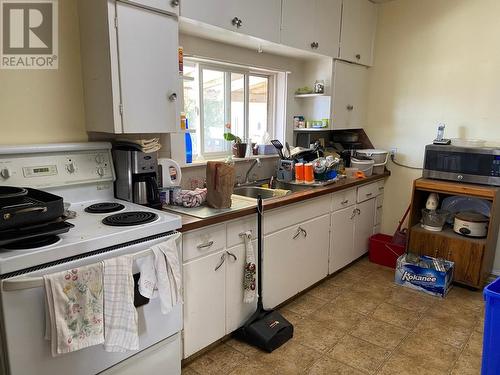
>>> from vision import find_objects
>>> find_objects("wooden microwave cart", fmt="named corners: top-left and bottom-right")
top-left (408, 178), bottom-right (500, 289)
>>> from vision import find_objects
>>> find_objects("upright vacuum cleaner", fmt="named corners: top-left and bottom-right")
top-left (233, 196), bottom-right (294, 352)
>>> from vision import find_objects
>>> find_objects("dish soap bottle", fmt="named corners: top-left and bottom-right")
top-left (184, 115), bottom-right (192, 164)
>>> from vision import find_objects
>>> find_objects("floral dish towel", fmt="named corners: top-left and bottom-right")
top-left (44, 263), bottom-right (104, 357)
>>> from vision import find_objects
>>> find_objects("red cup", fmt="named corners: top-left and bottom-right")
top-left (304, 163), bottom-right (314, 183)
top-left (295, 163), bottom-right (304, 182)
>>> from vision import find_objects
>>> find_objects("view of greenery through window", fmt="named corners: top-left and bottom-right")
top-left (183, 60), bottom-right (273, 157)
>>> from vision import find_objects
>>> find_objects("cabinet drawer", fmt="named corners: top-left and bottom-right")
top-left (331, 188), bottom-right (356, 211)
top-left (183, 224), bottom-right (226, 262)
top-left (357, 182), bottom-right (380, 203)
top-left (226, 215), bottom-right (257, 248)
top-left (263, 195), bottom-right (330, 235)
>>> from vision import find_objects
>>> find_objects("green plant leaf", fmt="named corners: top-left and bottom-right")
top-left (223, 132), bottom-right (241, 143)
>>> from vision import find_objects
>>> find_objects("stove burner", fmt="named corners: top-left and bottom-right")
top-left (102, 211), bottom-right (158, 227)
top-left (2, 235), bottom-right (60, 250)
top-left (85, 202), bottom-right (125, 214)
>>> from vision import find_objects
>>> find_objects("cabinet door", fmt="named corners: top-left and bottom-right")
top-left (353, 198), bottom-right (376, 258)
top-left (329, 207), bottom-right (356, 274)
top-left (116, 3), bottom-right (180, 133)
top-left (281, 0), bottom-right (316, 52)
top-left (332, 60), bottom-right (368, 130)
top-left (180, 0), bottom-right (230, 29)
top-left (127, 0), bottom-right (179, 15)
top-left (263, 214), bottom-right (330, 309)
top-left (315, 0), bottom-right (342, 57)
top-left (339, 0), bottom-right (377, 66)
top-left (183, 251), bottom-right (226, 357)
top-left (225, 242), bottom-right (258, 334)
top-left (229, 0), bottom-right (281, 43)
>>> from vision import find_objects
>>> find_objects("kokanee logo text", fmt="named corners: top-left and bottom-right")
top-left (0, 0), bottom-right (58, 69)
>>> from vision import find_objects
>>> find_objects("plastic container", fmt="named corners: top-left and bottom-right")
top-left (295, 163), bottom-right (304, 182)
top-left (369, 234), bottom-right (406, 268)
top-left (356, 149), bottom-right (389, 175)
top-left (482, 277), bottom-right (500, 375)
top-left (350, 158), bottom-right (374, 177)
top-left (184, 118), bottom-right (192, 163)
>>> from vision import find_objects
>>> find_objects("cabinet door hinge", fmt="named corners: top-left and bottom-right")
top-left (114, 16), bottom-right (118, 29)
top-left (119, 103), bottom-right (124, 116)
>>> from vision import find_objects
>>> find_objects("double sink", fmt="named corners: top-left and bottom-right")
top-left (233, 181), bottom-right (314, 200)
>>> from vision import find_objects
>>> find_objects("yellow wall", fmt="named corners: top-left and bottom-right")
top-left (0, 0), bottom-right (87, 145)
top-left (366, 0), bottom-right (500, 271)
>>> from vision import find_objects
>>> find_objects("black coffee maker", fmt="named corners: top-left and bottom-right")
top-left (113, 149), bottom-right (161, 209)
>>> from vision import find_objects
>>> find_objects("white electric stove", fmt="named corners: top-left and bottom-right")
top-left (0, 143), bottom-right (183, 375)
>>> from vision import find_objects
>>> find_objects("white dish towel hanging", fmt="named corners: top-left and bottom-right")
top-left (138, 233), bottom-right (183, 314)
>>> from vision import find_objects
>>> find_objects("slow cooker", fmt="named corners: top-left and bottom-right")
top-left (453, 211), bottom-right (489, 238)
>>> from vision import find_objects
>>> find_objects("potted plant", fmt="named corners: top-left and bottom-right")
top-left (224, 132), bottom-right (247, 158)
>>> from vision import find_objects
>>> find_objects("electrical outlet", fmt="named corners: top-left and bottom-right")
top-left (390, 148), bottom-right (397, 158)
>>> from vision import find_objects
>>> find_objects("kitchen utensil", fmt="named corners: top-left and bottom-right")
top-left (0, 186), bottom-right (28, 205)
top-left (421, 209), bottom-right (449, 231)
top-left (285, 142), bottom-right (291, 159)
top-left (295, 163), bottom-right (304, 183)
top-left (441, 196), bottom-right (491, 224)
top-left (233, 197), bottom-right (294, 352)
top-left (0, 220), bottom-right (74, 247)
top-left (453, 211), bottom-right (489, 237)
top-left (271, 139), bottom-right (285, 159)
top-left (158, 158), bottom-right (182, 187)
top-left (355, 149), bottom-right (389, 175)
top-left (0, 188), bottom-right (65, 231)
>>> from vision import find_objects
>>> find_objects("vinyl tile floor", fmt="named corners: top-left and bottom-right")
top-left (182, 257), bottom-right (485, 375)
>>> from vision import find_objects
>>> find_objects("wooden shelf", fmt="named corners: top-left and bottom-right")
top-left (410, 224), bottom-right (487, 246)
top-left (294, 93), bottom-right (330, 98)
top-left (415, 178), bottom-right (498, 200)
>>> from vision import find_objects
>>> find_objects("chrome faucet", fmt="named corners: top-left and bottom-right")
top-left (244, 158), bottom-right (261, 184)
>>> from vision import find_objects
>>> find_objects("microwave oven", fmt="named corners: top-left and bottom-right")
top-left (423, 144), bottom-right (500, 186)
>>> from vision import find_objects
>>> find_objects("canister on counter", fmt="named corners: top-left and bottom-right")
top-left (295, 163), bottom-right (304, 183)
top-left (304, 163), bottom-right (314, 184)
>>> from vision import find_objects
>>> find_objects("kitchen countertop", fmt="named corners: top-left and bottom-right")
top-left (165, 171), bottom-right (390, 232)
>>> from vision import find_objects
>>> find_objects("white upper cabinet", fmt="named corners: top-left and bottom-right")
top-left (332, 60), bottom-right (368, 130)
top-left (339, 0), bottom-right (378, 66)
top-left (181, 0), bottom-right (281, 43)
top-left (126, 0), bottom-right (180, 15)
top-left (281, 0), bottom-right (342, 57)
top-left (78, 0), bottom-right (180, 134)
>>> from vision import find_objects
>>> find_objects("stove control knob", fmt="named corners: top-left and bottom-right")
top-left (95, 154), bottom-right (105, 164)
top-left (66, 163), bottom-right (76, 174)
top-left (0, 168), bottom-right (11, 179)
top-left (96, 167), bottom-right (105, 177)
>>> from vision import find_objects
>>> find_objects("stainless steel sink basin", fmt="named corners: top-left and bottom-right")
top-left (274, 181), bottom-right (317, 192)
top-left (233, 186), bottom-right (291, 200)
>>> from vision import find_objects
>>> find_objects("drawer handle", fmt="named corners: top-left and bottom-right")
top-left (366, 192), bottom-right (373, 197)
top-left (293, 227), bottom-right (307, 240)
top-left (214, 253), bottom-right (226, 271)
top-left (197, 240), bottom-right (214, 250)
top-left (226, 251), bottom-right (237, 262)
top-left (377, 205), bottom-right (383, 209)
top-left (379, 186), bottom-right (384, 191)
top-left (341, 199), bottom-right (349, 205)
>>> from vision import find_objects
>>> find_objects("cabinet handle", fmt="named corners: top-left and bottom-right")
top-left (355, 54), bottom-right (361, 60)
top-left (168, 93), bottom-right (177, 102)
top-left (232, 17), bottom-right (243, 28)
top-left (350, 209), bottom-right (357, 220)
top-left (197, 240), bottom-right (214, 250)
top-left (293, 227), bottom-right (307, 239)
top-left (170, 0), bottom-right (179, 6)
top-left (300, 227), bottom-right (307, 238)
top-left (379, 186), bottom-right (384, 191)
top-left (214, 253), bottom-right (226, 271)
top-left (377, 205), bottom-right (383, 209)
top-left (341, 199), bottom-right (349, 205)
top-left (346, 104), bottom-right (354, 111)
top-left (310, 42), bottom-right (319, 49)
top-left (226, 251), bottom-right (237, 262)
top-left (366, 192), bottom-right (373, 197)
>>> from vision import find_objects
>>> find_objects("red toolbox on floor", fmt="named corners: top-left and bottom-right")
top-left (369, 234), bottom-right (406, 268)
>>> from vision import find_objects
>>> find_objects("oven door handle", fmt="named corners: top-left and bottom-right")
top-left (2, 232), bottom-right (182, 292)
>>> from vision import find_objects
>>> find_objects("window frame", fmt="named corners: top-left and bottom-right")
top-left (184, 58), bottom-right (277, 159)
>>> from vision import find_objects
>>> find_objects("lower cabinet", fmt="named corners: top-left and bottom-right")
top-left (183, 250), bottom-right (226, 357)
top-left (225, 242), bottom-right (258, 334)
top-left (353, 198), bottom-right (376, 258)
top-left (329, 206), bottom-right (356, 274)
top-left (263, 214), bottom-right (330, 309)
